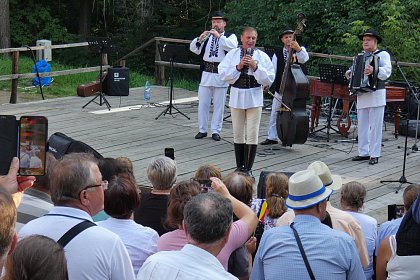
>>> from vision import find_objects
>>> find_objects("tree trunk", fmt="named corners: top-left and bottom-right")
top-left (78, 0), bottom-right (93, 39)
top-left (0, 0), bottom-right (11, 49)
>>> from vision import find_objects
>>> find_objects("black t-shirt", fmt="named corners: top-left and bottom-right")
top-left (133, 193), bottom-right (171, 236)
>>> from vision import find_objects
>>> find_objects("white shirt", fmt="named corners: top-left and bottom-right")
top-left (190, 32), bottom-right (238, 87)
top-left (356, 50), bottom-right (392, 109)
top-left (137, 244), bottom-right (238, 280)
top-left (218, 48), bottom-right (275, 109)
top-left (97, 217), bottom-right (158, 275)
top-left (272, 46), bottom-right (309, 81)
top-left (19, 206), bottom-right (135, 280)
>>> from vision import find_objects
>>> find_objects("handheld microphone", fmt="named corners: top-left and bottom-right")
top-left (246, 48), bottom-right (252, 56)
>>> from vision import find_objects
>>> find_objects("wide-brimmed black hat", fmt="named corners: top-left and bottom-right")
top-left (358, 29), bottom-right (382, 43)
top-left (212, 11), bottom-right (228, 22)
top-left (279, 27), bottom-right (294, 39)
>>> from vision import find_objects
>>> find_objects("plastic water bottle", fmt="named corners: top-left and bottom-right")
top-left (144, 80), bottom-right (151, 102)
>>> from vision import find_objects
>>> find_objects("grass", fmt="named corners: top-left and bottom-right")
top-left (0, 56), bottom-right (199, 101)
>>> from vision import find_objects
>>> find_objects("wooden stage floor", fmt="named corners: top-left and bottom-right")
top-left (1, 86), bottom-right (419, 223)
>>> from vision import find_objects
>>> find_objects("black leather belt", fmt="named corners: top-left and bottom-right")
top-left (232, 74), bottom-right (261, 89)
top-left (203, 61), bottom-right (219, 73)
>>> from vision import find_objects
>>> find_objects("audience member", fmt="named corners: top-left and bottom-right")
top-left (98, 174), bottom-right (158, 274)
top-left (340, 181), bottom-right (377, 280)
top-left (376, 183), bottom-right (420, 256)
top-left (19, 153), bottom-right (135, 280)
top-left (134, 157), bottom-right (177, 236)
top-left (251, 172), bottom-right (288, 230)
top-left (115, 156), bottom-right (135, 177)
top-left (3, 234), bottom-right (68, 280)
top-left (0, 157), bottom-right (36, 202)
top-left (158, 177), bottom-right (258, 270)
top-left (0, 188), bottom-right (16, 274)
top-left (251, 169), bottom-right (364, 279)
top-left (138, 191), bottom-right (238, 279)
top-left (276, 161), bottom-right (370, 268)
top-left (16, 152), bottom-right (56, 231)
top-left (194, 164), bottom-right (222, 192)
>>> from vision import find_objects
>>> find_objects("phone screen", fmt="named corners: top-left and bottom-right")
top-left (164, 148), bottom-right (175, 160)
top-left (19, 116), bottom-right (48, 176)
top-left (0, 115), bottom-right (18, 175)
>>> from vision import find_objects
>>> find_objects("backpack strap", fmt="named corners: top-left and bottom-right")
top-left (57, 220), bottom-right (96, 247)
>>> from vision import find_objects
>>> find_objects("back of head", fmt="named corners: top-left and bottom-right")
top-left (104, 174), bottom-right (140, 219)
top-left (147, 157), bottom-right (177, 190)
top-left (265, 172), bottom-right (289, 218)
top-left (340, 181), bottom-right (367, 211)
top-left (166, 180), bottom-right (201, 229)
top-left (49, 153), bottom-right (98, 205)
top-left (98, 157), bottom-right (123, 181)
top-left (195, 164), bottom-right (222, 180)
top-left (115, 157), bottom-right (134, 176)
top-left (4, 235), bottom-right (68, 280)
top-left (0, 188), bottom-right (16, 263)
top-left (223, 172), bottom-right (253, 205)
top-left (184, 192), bottom-right (233, 244)
top-left (403, 184), bottom-right (420, 211)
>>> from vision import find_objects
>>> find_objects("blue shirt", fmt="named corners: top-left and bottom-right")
top-left (375, 217), bottom-right (403, 256)
top-left (251, 215), bottom-right (364, 280)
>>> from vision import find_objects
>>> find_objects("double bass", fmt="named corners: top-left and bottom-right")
top-left (276, 13), bottom-right (310, 147)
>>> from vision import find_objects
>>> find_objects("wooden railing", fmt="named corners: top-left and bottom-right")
top-left (1, 37), bottom-right (419, 104)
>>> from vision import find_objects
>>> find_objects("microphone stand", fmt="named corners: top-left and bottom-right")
top-left (380, 54), bottom-right (415, 193)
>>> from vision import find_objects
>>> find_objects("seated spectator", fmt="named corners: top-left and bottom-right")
top-left (158, 177), bottom-right (258, 270)
top-left (138, 191), bottom-right (238, 279)
top-left (340, 181), bottom-right (377, 280)
top-left (0, 188), bottom-right (16, 274)
top-left (194, 164), bottom-right (222, 192)
top-left (376, 183), bottom-right (420, 257)
top-left (19, 153), bottom-right (135, 280)
top-left (16, 152), bottom-right (57, 231)
top-left (376, 193), bottom-right (420, 280)
top-left (98, 174), bottom-right (158, 274)
top-left (115, 156), bottom-right (135, 178)
top-left (276, 160), bottom-right (370, 268)
top-left (251, 169), bottom-right (364, 279)
top-left (3, 234), bottom-right (68, 280)
top-left (134, 157), bottom-right (177, 236)
top-left (251, 172), bottom-right (288, 230)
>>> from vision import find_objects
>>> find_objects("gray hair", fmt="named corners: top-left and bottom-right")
top-left (49, 153), bottom-right (98, 204)
top-left (341, 181), bottom-right (366, 210)
top-left (183, 192), bottom-right (232, 244)
top-left (147, 157), bottom-right (177, 190)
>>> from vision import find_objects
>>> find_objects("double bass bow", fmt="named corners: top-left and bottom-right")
top-left (276, 13), bottom-right (310, 147)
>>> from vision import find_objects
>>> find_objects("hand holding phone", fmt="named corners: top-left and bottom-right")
top-left (0, 115), bottom-right (18, 175)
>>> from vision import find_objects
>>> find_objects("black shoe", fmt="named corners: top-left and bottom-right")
top-left (260, 139), bottom-right (278, 145)
top-left (352, 155), bottom-right (370, 161)
top-left (211, 133), bottom-right (221, 141)
top-left (369, 157), bottom-right (379, 165)
top-left (195, 132), bottom-right (207, 139)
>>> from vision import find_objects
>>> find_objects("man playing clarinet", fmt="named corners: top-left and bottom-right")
top-left (190, 11), bottom-right (238, 141)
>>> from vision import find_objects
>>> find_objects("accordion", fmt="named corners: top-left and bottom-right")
top-left (348, 53), bottom-right (379, 96)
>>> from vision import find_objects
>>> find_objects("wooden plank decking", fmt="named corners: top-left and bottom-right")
top-left (1, 86), bottom-right (419, 223)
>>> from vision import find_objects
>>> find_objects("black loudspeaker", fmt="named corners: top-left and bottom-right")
top-left (107, 67), bottom-right (129, 96)
top-left (257, 171), bottom-right (294, 198)
top-left (48, 132), bottom-right (103, 160)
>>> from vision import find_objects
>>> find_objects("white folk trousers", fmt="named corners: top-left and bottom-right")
top-left (198, 86), bottom-right (227, 134)
top-left (267, 92), bottom-right (282, 140)
top-left (357, 106), bottom-right (385, 158)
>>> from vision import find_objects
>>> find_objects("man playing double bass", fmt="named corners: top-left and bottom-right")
top-left (347, 29), bottom-right (392, 165)
top-left (260, 27), bottom-right (309, 145)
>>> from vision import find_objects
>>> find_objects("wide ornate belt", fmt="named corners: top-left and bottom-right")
top-left (232, 74), bottom-right (260, 89)
top-left (203, 61), bottom-right (219, 73)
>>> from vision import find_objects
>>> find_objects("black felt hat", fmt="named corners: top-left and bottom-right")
top-left (279, 27), bottom-right (294, 39)
top-left (358, 29), bottom-right (382, 43)
top-left (212, 11), bottom-right (228, 22)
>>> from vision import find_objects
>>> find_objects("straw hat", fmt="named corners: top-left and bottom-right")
top-left (286, 170), bottom-right (333, 210)
top-left (307, 161), bottom-right (342, 191)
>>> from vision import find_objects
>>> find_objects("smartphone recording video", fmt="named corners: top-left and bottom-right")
top-left (19, 116), bottom-right (48, 176)
top-left (195, 178), bottom-right (213, 193)
top-left (0, 115), bottom-right (18, 175)
top-left (164, 148), bottom-right (175, 160)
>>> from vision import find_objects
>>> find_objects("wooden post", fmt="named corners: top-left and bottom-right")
top-left (154, 40), bottom-right (165, 85)
top-left (10, 51), bottom-right (19, 104)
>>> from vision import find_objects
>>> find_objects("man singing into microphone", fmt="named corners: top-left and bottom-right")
top-left (190, 11), bottom-right (238, 141)
top-left (218, 27), bottom-right (275, 177)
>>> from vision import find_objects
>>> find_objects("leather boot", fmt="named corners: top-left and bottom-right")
top-left (234, 143), bottom-right (245, 172)
top-left (244, 144), bottom-right (258, 178)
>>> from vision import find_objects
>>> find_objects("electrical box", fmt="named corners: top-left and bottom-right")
top-left (36, 40), bottom-right (52, 61)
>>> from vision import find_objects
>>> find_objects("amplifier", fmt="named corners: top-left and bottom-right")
top-left (107, 67), bottom-right (129, 96)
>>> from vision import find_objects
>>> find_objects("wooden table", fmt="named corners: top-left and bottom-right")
top-left (310, 79), bottom-right (406, 137)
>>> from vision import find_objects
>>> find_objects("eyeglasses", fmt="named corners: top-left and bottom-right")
top-left (78, 180), bottom-right (108, 196)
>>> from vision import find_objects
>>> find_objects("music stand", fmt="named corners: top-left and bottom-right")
top-left (312, 64), bottom-right (349, 141)
top-left (155, 43), bottom-right (190, 120)
top-left (82, 37), bottom-right (113, 111)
